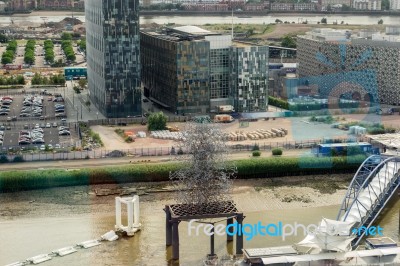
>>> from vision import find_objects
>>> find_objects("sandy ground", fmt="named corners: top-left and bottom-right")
top-left (91, 112), bottom-right (400, 151)
top-left (92, 117), bottom-right (350, 151)
top-left (92, 119), bottom-right (297, 150)
top-left (0, 174), bottom-right (351, 221)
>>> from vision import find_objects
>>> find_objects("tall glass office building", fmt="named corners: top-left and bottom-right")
top-left (85, 0), bottom-right (141, 118)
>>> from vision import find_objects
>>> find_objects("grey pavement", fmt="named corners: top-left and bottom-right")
top-left (62, 80), bottom-right (105, 122)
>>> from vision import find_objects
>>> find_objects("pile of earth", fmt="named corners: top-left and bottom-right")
top-left (44, 17), bottom-right (83, 29)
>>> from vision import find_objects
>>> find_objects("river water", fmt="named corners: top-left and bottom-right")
top-left (0, 183), bottom-right (398, 266)
top-left (2, 13), bottom-right (400, 26)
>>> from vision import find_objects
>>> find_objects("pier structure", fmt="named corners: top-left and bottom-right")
top-left (164, 201), bottom-right (244, 260)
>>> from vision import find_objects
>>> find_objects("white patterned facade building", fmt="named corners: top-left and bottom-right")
top-left (297, 28), bottom-right (400, 106)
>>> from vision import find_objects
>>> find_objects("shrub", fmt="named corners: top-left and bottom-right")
top-left (0, 155), bottom-right (9, 163)
top-left (252, 144), bottom-right (260, 151)
top-left (272, 148), bottom-right (283, 156)
top-left (268, 96), bottom-right (289, 110)
top-left (125, 136), bottom-right (134, 143)
top-left (177, 148), bottom-right (184, 155)
top-left (252, 151), bottom-right (261, 157)
top-left (85, 155), bottom-right (90, 159)
top-left (12, 155), bottom-right (25, 163)
top-left (148, 112), bottom-right (167, 131)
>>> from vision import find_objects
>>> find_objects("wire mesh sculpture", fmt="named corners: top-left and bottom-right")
top-left (169, 122), bottom-right (237, 206)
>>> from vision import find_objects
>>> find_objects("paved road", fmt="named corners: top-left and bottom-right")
top-left (0, 149), bottom-right (309, 171)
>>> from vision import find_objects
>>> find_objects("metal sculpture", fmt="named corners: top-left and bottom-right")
top-left (169, 122), bottom-right (237, 206)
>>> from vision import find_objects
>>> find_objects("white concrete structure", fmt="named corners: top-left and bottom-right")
top-left (303, 28), bottom-right (351, 42)
top-left (115, 196), bottom-right (141, 236)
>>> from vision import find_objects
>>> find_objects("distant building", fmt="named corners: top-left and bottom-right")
top-left (390, 0), bottom-right (400, 9)
top-left (293, 2), bottom-right (316, 10)
top-left (74, 0), bottom-right (84, 9)
top-left (85, 0), bottom-right (141, 118)
top-left (0, 1), bottom-right (6, 11)
top-left (182, 3), bottom-right (229, 11)
top-left (35, 0), bottom-right (74, 9)
top-left (352, 0), bottom-right (381, 10)
top-left (320, 0), bottom-right (351, 9)
top-left (141, 26), bottom-right (269, 114)
top-left (268, 63), bottom-right (298, 98)
top-left (270, 2), bottom-right (293, 10)
top-left (244, 1), bottom-right (269, 11)
top-left (8, 0), bottom-right (34, 11)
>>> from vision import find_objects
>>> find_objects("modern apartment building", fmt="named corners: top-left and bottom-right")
top-left (141, 26), bottom-right (269, 114)
top-left (230, 44), bottom-right (269, 112)
top-left (85, 0), bottom-right (141, 118)
top-left (352, 0), bottom-right (381, 10)
top-left (297, 28), bottom-right (400, 105)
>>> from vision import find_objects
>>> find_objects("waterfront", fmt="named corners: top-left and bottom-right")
top-left (2, 12), bottom-right (400, 26)
top-left (0, 177), bottom-right (398, 265)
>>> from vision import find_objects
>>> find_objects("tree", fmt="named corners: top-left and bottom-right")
top-left (327, 4), bottom-right (332, 11)
top-left (246, 28), bottom-right (255, 37)
top-left (0, 34), bottom-right (8, 43)
top-left (85, 100), bottom-right (91, 112)
top-left (73, 86), bottom-right (81, 94)
top-left (378, 19), bottom-right (384, 24)
top-left (78, 79), bottom-right (87, 90)
top-left (275, 19), bottom-right (282, 23)
top-left (61, 32), bottom-right (72, 40)
top-left (147, 112), bottom-right (167, 131)
top-left (321, 18), bottom-right (327, 24)
top-left (341, 4), bottom-right (351, 11)
top-left (381, 0), bottom-right (390, 10)
top-left (281, 35), bottom-right (297, 48)
top-left (1, 56), bottom-right (12, 64)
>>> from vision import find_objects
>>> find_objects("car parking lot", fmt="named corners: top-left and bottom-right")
top-left (0, 93), bottom-right (66, 122)
top-left (1, 122), bottom-right (78, 150)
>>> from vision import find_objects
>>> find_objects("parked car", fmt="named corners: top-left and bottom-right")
top-left (39, 145), bottom-right (46, 151)
top-left (52, 122), bottom-right (58, 128)
top-left (32, 139), bottom-right (45, 144)
top-left (58, 126), bottom-right (69, 131)
top-left (59, 130), bottom-right (71, 136)
top-left (19, 140), bottom-right (31, 145)
top-left (46, 123), bottom-right (51, 128)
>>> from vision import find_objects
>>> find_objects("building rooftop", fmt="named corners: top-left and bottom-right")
top-left (141, 26), bottom-right (220, 42)
top-left (172, 25), bottom-right (212, 36)
top-left (231, 41), bottom-right (260, 47)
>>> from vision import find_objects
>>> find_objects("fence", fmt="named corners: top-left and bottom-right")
top-left (86, 115), bottom-right (190, 127)
top-left (2, 137), bottom-right (361, 163)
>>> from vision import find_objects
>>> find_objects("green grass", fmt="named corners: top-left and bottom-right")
top-left (0, 155), bottom-right (366, 193)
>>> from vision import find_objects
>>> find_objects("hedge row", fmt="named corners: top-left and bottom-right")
top-left (1, 40), bottom-right (17, 64)
top-left (0, 155), bottom-right (366, 192)
top-left (44, 40), bottom-right (55, 63)
top-left (268, 96), bottom-right (289, 110)
top-left (61, 40), bottom-right (76, 62)
top-left (24, 40), bottom-right (35, 65)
